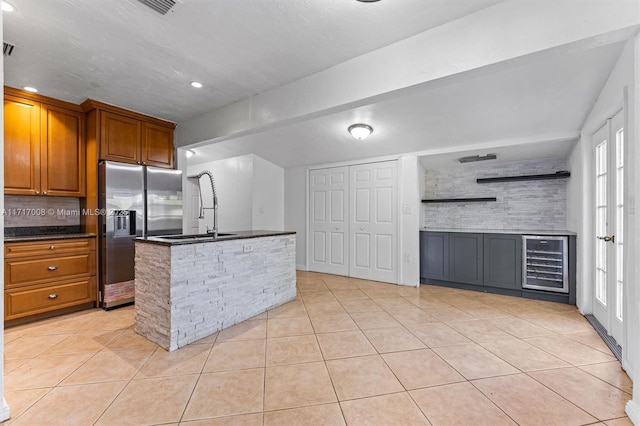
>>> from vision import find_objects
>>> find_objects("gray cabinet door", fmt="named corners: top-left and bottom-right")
top-left (420, 232), bottom-right (449, 281)
top-left (448, 233), bottom-right (483, 285)
top-left (483, 234), bottom-right (522, 290)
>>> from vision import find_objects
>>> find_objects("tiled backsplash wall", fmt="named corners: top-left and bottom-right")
top-left (423, 157), bottom-right (567, 230)
top-left (4, 195), bottom-right (81, 227)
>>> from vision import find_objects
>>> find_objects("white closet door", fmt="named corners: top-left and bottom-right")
top-left (309, 167), bottom-right (349, 276)
top-left (349, 161), bottom-right (398, 283)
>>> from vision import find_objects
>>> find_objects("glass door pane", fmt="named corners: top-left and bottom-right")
top-left (595, 140), bottom-right (608, 306)
top-left (615, 128), bottom-right (624, 321)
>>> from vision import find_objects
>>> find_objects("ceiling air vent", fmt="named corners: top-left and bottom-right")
top-left (137, 0), bottom-right (176, 15)
top-left (3, 42), bottom-right (15, 57)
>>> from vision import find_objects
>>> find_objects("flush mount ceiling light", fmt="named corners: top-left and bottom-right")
top-left (356, 0), bottom-right (381, 2)
top-left (22, 86), bottom-right (38, 93)
top-left (458, 153), bottom-right (497, 163)
top-left (185, 149), bottom-right (195, 158)
top-left (190, 81), bottom-right (203, 88)
top-left (1, 1), bottom-right (16, 12)
top-left (348, 124), bottom-right (373, 140)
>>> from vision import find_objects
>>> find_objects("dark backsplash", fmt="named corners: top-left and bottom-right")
top-left (5, 225), bottom-right (83, 237)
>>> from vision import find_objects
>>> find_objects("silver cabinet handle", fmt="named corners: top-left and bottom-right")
top-left (43, 191), bottom-right (47, 195)
top-left (48, 294), bottom-right (58, 300)
top-left (35, 191), bottom-right (40, 195)
top-left (49, 245), bottom-right (56, 250)
top-left (47, 266), bottom-right (57, 271)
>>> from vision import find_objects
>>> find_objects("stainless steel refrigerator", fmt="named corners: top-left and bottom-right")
top-left (98, 161), bottom-right (183, 309)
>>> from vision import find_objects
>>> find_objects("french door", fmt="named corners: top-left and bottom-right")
top-left (592, 110), bottom-right (624, 344)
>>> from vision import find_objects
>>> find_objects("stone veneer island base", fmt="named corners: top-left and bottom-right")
top-left (134, 231), bottom-right (296, 351)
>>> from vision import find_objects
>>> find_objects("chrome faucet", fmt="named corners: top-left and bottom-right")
top-left (188, 170), bottom-right (218, 238)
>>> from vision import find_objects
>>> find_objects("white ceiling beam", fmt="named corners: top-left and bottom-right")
top-left (176, 0), bottom-right (640, 147)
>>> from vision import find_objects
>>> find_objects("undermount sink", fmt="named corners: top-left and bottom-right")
top-left (160, 233), bottom-right (236, 240)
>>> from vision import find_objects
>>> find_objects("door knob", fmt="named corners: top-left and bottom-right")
top-left (597, 235), bottom-right (615, 243)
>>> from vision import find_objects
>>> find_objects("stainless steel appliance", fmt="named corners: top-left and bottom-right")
top-left (98, 161), bottom-right (183, 308)
top-left (522, 235), bottom-right (568, 293)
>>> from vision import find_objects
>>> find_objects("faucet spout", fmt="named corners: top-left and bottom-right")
top-left (188, 170), bottom-right (219, 237)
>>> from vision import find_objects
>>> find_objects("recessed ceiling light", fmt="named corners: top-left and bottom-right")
top-left (185, 149), bottom-right (195, 158)
top-left (1, 1), bottom-right (16, 12)
top-left (22, 86), bottom-right (38, 93)
top-left (190, 81), bottom-right (203, 88)
top-left (348, 124), bottom-right (373, 140)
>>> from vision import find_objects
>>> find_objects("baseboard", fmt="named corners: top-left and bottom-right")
top-left (0, 397), bottom-right (11, 422)
top-left (296, 264), bottom-right (308, 271)
top-left (626, 399), bottom-right (640, 425)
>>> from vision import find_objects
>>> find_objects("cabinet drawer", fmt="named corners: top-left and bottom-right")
top-left (5, 278), bottom-right (95, 321)
top-left (5, 238), bottom-right (95, 258)
top-left (5, 253), bottom-right (95, 288)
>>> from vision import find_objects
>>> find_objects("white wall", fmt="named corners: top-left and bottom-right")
top-left (187, 154), bottom-right (283, 233)
top-left (252, 155), bottom-right (284, 231)
top-left (398, 155), bottom-right (420, 286)
top-left (569, 35), bottom-right (639, 422)
top-left (284, 166), bottom-right (307, 270)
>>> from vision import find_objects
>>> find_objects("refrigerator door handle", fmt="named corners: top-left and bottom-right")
top-left (129, 210), bottom-right (137, 235)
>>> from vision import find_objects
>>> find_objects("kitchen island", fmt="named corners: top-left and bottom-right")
top-left (134, 230), bottom-right (296, 351)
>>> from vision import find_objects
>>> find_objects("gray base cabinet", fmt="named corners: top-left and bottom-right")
top-left (448, 233), bottom-right (483, 285)
top-left (420, 232), bottom-right (449, 281)
top-left (483, 234), bottom-right (522, 290)
top-left (419, 231), bottom-right (575, 304)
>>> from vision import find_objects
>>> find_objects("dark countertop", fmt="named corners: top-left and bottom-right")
top-left (136, 230), bottom-right (296, 246)
top-left (421, 228), bottom-right (577, 236)
top-left (5, 233), bottom-right (97, 242)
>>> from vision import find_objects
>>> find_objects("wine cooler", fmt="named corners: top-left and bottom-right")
top-left (522, 235), bottom-right (568, 293)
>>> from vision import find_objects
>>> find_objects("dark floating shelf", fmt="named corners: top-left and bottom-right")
top-left (422, 197), bottom-right (497, 203)
top-left (476, 171), bottom-right (570, 183)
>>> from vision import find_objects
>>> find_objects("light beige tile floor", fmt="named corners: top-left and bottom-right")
top-left (2, 271), bottom-right (634, 425)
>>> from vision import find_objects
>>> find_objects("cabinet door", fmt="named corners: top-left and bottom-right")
top-left (41, 104), bottom-right (86, 196)
top-left (449, 233), bottom-right (483, 285)
top-left (420, 232), bottom-right (449, 281)
top-left (100, 111), bottom-right (141, 164)
top-left (4, 95), bottom-right (41, 195)
top-left (484, 234), bottom-right (522, 290)
top-left (141, 122), bottom-right (174, 168)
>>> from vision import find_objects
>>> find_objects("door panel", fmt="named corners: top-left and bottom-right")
top-left (592, 111), bottom-right (624, 345)
top-left (313, 232), bottom-right (326, 262)
top-left (309, 167), bottom-right (349, 275)
top-left (4, 95), bottom-right (41, 195)
top-left (349, 161), bottom-right (398, 282)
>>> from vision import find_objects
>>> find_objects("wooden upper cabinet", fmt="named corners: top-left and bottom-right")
top-left (142, 122), bottom-right (174, 168)
top-left (42, 104), bottom-right (86, 196)
top-left (100, 111), bottom-right (141, 164)
top-left (4, 95), bottom-right (41, 195)
top-left (4, 88), bottom-right (86, 197)
top-left (83, 99), bottom-right (175, 169)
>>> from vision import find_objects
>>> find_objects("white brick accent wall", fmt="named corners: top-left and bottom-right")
top-left (134, 235), bottom-right (296, 351)
top-left (423, 157), bottom-right (567, 230)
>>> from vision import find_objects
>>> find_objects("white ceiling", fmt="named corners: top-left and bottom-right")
top-left (189, 41), bottom-right (624, 168)
top-left (2, 0), bottom-right (630, 169)
top-left (3, 0), bottom-right (502, 123)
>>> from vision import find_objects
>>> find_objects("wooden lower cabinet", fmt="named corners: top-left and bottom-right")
top-left (4, 237), bottom-right (96, 322)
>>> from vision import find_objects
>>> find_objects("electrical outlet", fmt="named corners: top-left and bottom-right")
top-left (244, 244), bottom-right (254, 253)
top-left (402, 205), bottom-right (412, 214)
top-left (403, 253), bottom-right (411, 262)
